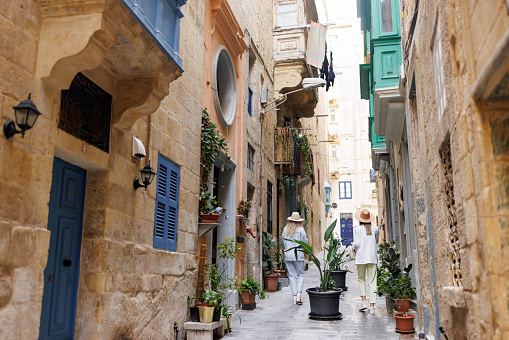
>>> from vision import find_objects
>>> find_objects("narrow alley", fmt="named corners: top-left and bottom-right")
top-left (225, 260), bottom-right (411, 340)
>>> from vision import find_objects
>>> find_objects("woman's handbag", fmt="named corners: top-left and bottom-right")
top-left (349, 248), bottom-right (357, 260)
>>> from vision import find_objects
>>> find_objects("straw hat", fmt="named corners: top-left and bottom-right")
top-left (287, 212), bottom-right (305, 222)
top-left (354, 209), bottom-right (375, 223)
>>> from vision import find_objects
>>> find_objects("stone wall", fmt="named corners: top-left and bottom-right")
top-left (0, 0), bottom-right (206, 339)
top-left (401, 0), bottom-right (509, 338)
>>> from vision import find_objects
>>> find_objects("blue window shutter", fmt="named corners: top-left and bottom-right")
top-left (154, 155), bottom-right (180, 251)
top-left (248, 88), bottom-right (253, 116)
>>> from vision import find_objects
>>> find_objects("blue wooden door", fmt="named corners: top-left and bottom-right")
top-left (40, 158), bottom-right (86, 340)
top-left (340, 214), bottom-right (353, 246)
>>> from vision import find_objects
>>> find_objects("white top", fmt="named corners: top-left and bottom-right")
top-left (353, 224), bottom-right (379, 265)
top-left (282, 227), bottom-right (308, 261)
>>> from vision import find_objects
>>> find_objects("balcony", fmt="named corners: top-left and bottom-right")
top-left (36, 0), bottom-right (186, 129)
top-left (274, 128), bottom-right (314, 177)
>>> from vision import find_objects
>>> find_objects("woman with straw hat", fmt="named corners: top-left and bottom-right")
top-left (282, 212), bottom-right (308, 305)
top-left (353, 209), bottom-right (379, 315)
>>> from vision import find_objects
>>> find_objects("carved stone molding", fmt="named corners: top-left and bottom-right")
top-left (37, 0), bottom-right (182, 130)
top-left (211, 0), bottom-right (247, 59)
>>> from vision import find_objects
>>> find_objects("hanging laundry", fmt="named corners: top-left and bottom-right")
top-left (306, 22), bottom-right (328, 68)
top-left (320, 48), bottom-right (329, 83)
top-left (327, 51), bottom-right (335, 91)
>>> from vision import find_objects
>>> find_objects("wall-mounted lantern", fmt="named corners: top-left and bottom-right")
top-left (3, 93), bottom-right (42, 139)
top-left (133, 161), bottom-right (156, 190)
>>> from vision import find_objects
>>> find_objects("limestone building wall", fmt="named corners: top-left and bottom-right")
top-left (401, 0), bottom-right (509, 337)
top-left (0, 0), bottom-right (207, 339)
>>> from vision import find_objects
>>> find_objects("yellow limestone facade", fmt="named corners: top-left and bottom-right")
top-left (0, 0), bottom-right (273, 339)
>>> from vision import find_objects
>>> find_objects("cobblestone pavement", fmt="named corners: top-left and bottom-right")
top-left (225, 260), bottom-right (410, 340)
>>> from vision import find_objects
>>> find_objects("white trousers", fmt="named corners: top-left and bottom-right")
top-left (286, 261), bottom-right (305, 295)
top-left (357, 263), bottom-right (377, 304)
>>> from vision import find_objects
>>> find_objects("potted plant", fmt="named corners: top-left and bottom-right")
top-left (236, 199), bottom-right (251, 217)
top-left (286, 220), bottom-right (344, 320)
top-left (187, 295), bottom-right (199, 322)
top-left (274, 242), bottom-right (287, 278)
top-left (197, 289), bottom-right (218, 323)
top-left (262, 231), bottom-right (280, 292)
top-left (237, 277), bottom-right (266, 310)
top-left (393, 272), bottom-right (415, 313)
top-left (220, 305), bottom-right (242, 333)
top-left (324, 237), bottom-right (352, 291)
top-left (199, 108), bottom-right (230, 221)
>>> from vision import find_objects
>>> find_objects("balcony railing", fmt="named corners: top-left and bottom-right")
top-left (274, 127), bottom-right (314, 177)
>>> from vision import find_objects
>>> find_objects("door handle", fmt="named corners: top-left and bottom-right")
top-left (48, 275), bottom-right (53, 282)
top-left (63, 259), bottom-right (72, 267)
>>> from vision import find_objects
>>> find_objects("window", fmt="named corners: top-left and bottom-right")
top-left (121, 0), bottom-right (186, 70)
top-left (339, 181), bottom-right (352, 199)
top-left (267, 181), bottom-right (273, 234)
top-left (59, 73), bottom-right (111, 153)
top-left (153, 154), bottom-right (180, 251)
top-left (381, 0), bottom-right (393, 33)
top-left (247, 144), bottom-right (255, 172)
top-left (248, 88), bottom-right (253, 116)
top-left (433, 22), bottom-right (447, 121)
top-left (277, 2), bottom-right (298, 27)
top-left (330, 108), bottom-right (336, 122)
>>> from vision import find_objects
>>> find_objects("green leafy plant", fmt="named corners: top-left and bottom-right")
top-left (376, 241), bottom-right (413, 297)
top-left (327, 238), bottom-right (353, 271)
top-left (200, 108), bottom-right (230, 214)
top-left (201, 289), bottom-right (219, 306)
top-left (296, 201), bottom-right (311, 228)
top-left (392, 272), bottom-right (416, 300)
top-left (205, 238), bottom-right (240, 292)
top-left (286, 220), bottom-right (342, 292)
top-left (262, 231), bottom-right (278, 275)
top-left (221, 304), bottom-right (242, 332)
top-left (237, 277), bottom-right (266, 299)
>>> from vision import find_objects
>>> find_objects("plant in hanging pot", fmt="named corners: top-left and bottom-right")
top-left (262, 231), bottom-right (280, 292)
top-left (237, 277), bottom-right (266, 310)
top-left (237, 199), bottom-right (251, 217)
top-left (286, 220), bottom-right (344, 320)
top-left (324, 237), bottom-right (353, 291)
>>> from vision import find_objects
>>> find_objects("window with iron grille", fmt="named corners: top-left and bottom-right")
top-left (59, 73), bottom-right (111, 153)
top-left (247, 144), bottom-right (255, 172)
top-left (267, 181), bottom-right (273, 234)
top-left (339, 181), bottom-right (352, 199)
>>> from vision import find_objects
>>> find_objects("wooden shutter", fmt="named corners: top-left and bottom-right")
top-left (153, 154), bottom-right (180, 251)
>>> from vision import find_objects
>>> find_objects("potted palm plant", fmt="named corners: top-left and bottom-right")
top-left (237, 277), bottom-right (266, 310)
top-left (262, 231), bottom-right (279, 292)
top-left (286, 220), bottom-right (344, 320)
top-left (324, 238), bottom-right (352, 291)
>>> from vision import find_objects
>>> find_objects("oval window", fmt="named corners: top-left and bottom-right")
top-left (212, 45), bottom-right (237, 127)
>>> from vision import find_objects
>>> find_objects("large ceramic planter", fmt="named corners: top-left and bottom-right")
top-left (199, 213), bottom-right (220, 222)
top-left (265, 273), bottom-right (279, 292)
top-left (394, 299), bottom-right (411, 313)
top-left (325, 270), bottom-right (347, 290)
top-left (306, 287), bottom-right (343, 320)
top-left (394, 313), bottom-right (415, 333)
top-left (197, 305), bottom-right (215, 323)
top-left (240, 291), bottom-right (256, 304)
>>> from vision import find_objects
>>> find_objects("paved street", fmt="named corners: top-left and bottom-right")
top-left (225, 260), bottom-right (408, 340)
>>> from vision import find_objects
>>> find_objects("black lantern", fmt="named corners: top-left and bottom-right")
top-left (4, 93), bottom-right (42, 139)
top-left (133, 161), bottom-right (157, 190)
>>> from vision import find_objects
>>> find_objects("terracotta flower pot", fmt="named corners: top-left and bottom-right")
top-left (240, 290), bottom-right (256, 305)
top-left (199, 213), bottom-right (220, 222)
top-left (394, 313), bottom-right (415, 332)
top-left (394, 299), bottom-right (411, 313)
top-left (274, 269), bottom-right (286, 278)
top-left (265, 273), bottom-right (279, 292)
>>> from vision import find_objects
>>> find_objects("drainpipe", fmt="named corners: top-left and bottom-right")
top-left (259, 104), bottom-right (265, 281)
